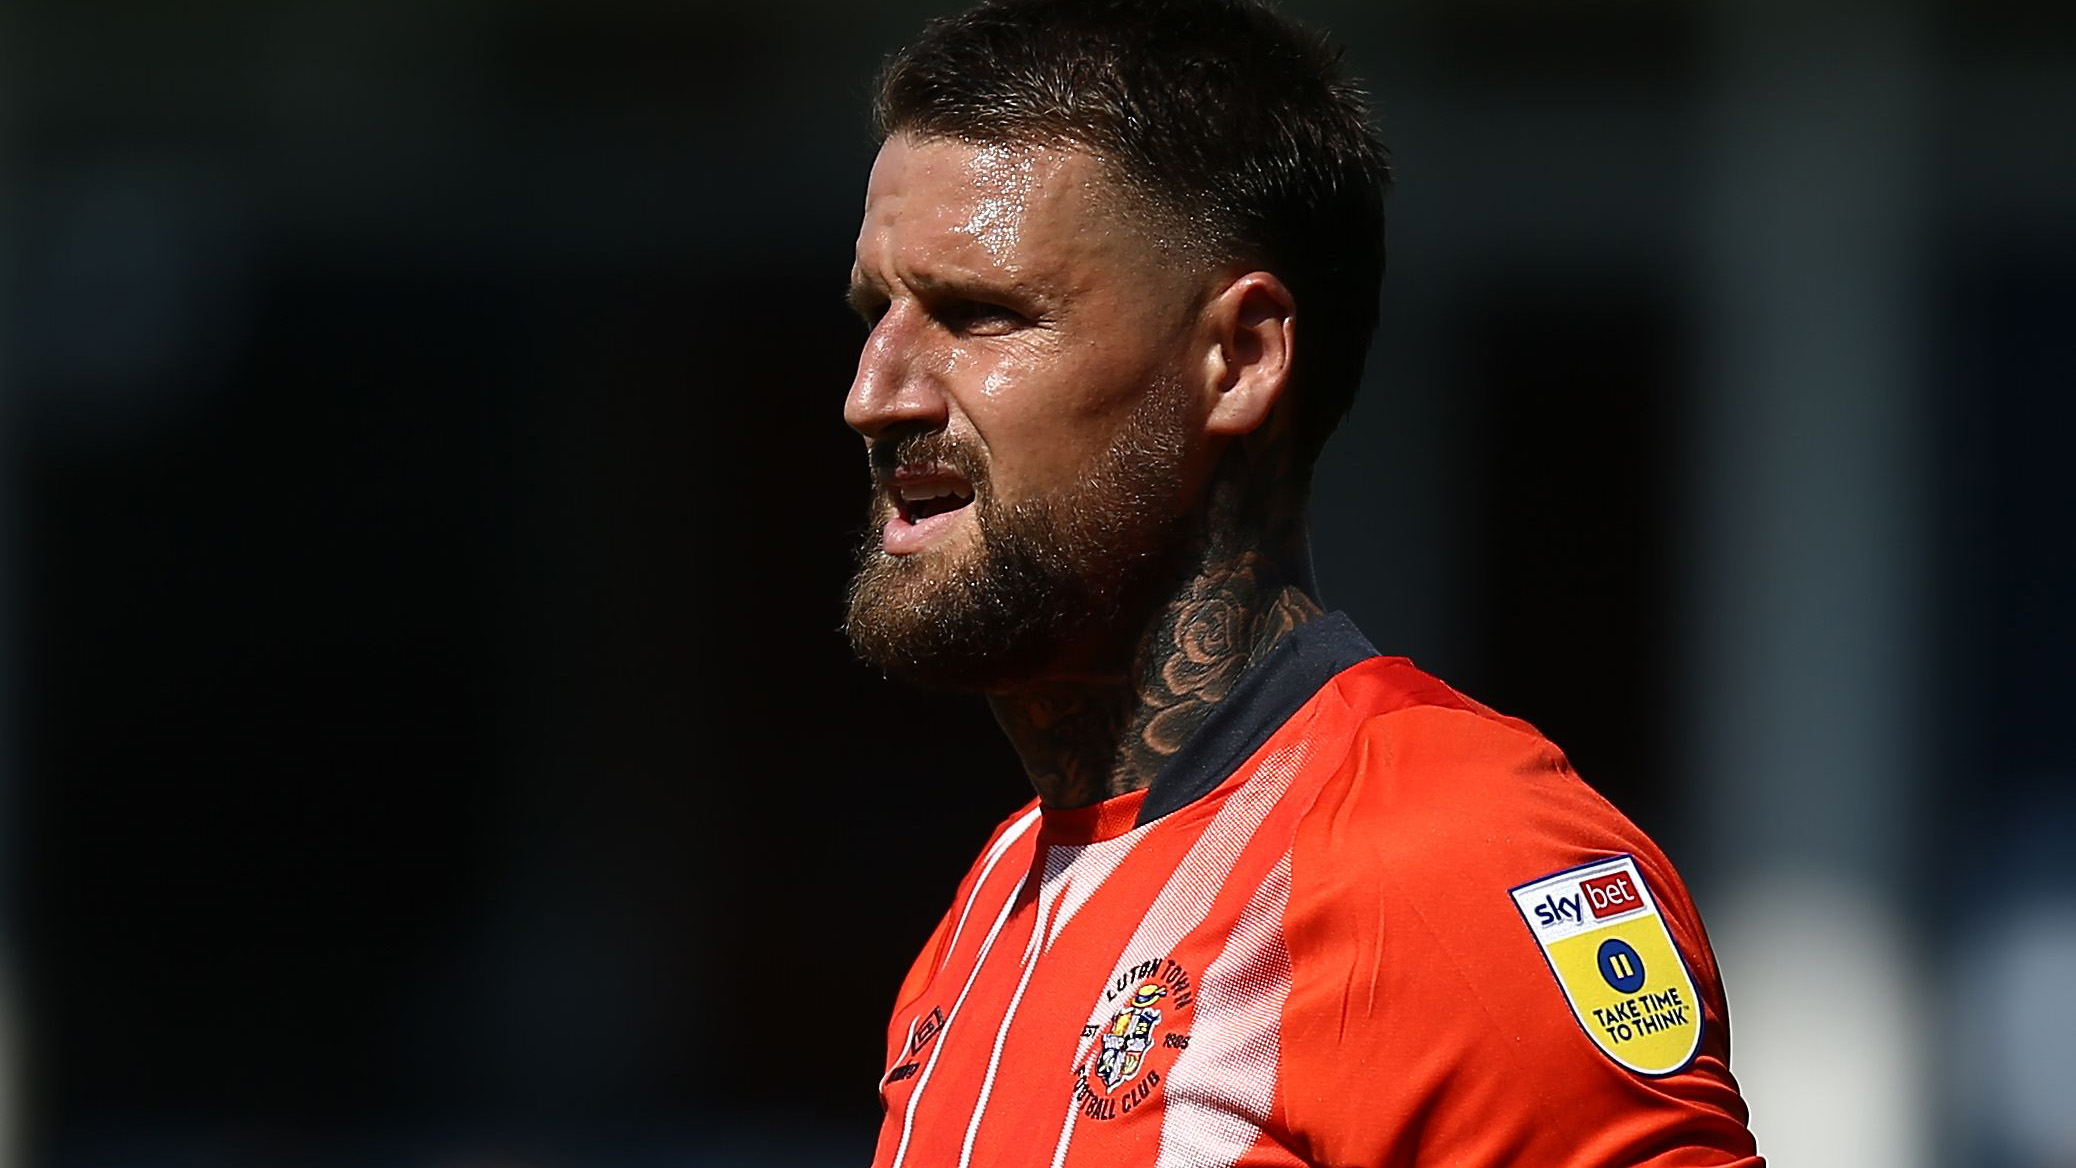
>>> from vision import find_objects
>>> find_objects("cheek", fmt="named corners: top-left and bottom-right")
top-left (972, 377), bottom-right (1168, 493)
top-left (936, 342), bottom-right (981, 385)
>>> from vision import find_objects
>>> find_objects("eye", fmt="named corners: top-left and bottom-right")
top-left (847, 286), bottom-right (890, 329)
top-left (938, 299), bottom-right (1028, 336)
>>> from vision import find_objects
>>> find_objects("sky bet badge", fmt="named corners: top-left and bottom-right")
top-left (1509, 855), bottom-right (1702, 1076)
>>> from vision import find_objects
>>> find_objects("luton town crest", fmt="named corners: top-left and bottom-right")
top-left (1071, 956), bottom-right (1195, 1122)
top-left (1094, 982), bottom-right (1166, 1090)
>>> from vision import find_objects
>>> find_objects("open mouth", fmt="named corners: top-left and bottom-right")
top-left (898, 480), bottom-right (975, 523)
top-left (882, 469), bottom-right (976, 554)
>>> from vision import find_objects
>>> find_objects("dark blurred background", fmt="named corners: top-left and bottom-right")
top-left (3, 0), bottom-right (2072, 1165)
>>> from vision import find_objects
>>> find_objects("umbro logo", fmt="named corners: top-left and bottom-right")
top-left (909, 1006), bottom-right (945, 1055)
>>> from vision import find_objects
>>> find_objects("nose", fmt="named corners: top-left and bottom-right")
top-left (844, 306), bottom-right (948, 441)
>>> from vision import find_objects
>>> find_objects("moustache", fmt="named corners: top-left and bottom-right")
top-left (869, 429), bottom-right (991, 492)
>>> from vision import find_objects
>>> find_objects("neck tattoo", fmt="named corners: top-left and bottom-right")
top-left (988, 463), bottom-right (1322, 809)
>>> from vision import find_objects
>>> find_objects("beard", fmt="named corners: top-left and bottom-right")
top-left (843, 384), bottom-right (1193, 691)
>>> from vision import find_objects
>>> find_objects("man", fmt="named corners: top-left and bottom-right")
top-left (842, 1), bottom-right (1763, 1164)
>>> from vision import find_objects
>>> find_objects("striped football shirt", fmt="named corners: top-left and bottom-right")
top-left (872, 613), bottom-right (1762, 1167)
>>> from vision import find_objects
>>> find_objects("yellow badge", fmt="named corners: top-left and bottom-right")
top-left (1509, 855), bottom-right (1702, 1076)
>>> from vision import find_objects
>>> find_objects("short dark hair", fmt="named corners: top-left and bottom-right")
top-left (874, 0), bottom-right (1390, 467)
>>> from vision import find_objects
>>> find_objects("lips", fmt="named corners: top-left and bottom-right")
top-left (881, 466), bottom-right (976, 555)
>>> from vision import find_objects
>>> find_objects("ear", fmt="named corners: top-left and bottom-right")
top-left (1198, 271), bottom-right (1296, 438)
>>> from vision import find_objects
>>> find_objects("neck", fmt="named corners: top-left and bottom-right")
top-left (988, 472), bottom-right (1323, 809)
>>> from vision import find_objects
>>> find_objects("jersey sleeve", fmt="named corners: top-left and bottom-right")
top-left (884, 900), bottom-right (954, 1066)
top-left (1277, 705), bottom-right (1762, 1166)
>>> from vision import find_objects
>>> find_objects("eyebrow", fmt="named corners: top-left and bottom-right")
top-left (845, 262), bottom-right (1062, 331)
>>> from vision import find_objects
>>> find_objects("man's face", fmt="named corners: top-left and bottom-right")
top-left (843, 134), bottom-right (1213, 689)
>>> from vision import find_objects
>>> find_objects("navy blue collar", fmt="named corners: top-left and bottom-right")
top-left (1135, 611), bottom-right (1380, 826)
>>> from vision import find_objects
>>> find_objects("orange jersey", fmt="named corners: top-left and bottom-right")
top-left (873, 614), bottom-right (1761, 1167)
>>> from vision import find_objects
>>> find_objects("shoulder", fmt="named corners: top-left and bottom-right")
top-left (1271, 660), bottom-right (1756, 1164)
top-left (1295, 656), bottom-right (1669, 893)
top-left (890, 798), bottom-right (1043, 1015)
top-left (946, 797), bottom-right (1046, 921)
top-left (1288, 658), bottom-right (1703, 982)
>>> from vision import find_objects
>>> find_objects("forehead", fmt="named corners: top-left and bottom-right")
top-left (854, 134), bottom-right (1140, 290)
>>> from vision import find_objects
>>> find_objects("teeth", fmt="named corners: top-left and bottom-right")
top-left (898, 484), bottom-right (971, 503)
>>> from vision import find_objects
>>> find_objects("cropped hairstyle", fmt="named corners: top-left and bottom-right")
top-left (874, 0), bottom-right (1390, 467)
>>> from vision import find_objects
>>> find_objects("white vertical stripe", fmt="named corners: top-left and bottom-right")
top-left (898, 1014), bottom-right (920, 1067)
top-left (1042, 831), bottom-right (1148, 952)
top-left (1155, 852), bottom-right (1294, 1168)
top-left (960, 829), bottom-right (1151, 1165)
top-left (959, 857), bottom-right (1070, 1167)
top-left (944, 807), bottom-right (1043, 965)
top-left (1047, 741), bottom-right (1315, 1168)
top-left (890, 863), bottom-right (1035, 1168)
